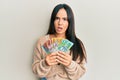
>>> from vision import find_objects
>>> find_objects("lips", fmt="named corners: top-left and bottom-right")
top-left (56, 27), bottom-right (63, 32)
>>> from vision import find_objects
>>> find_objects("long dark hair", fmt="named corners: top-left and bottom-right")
top-left (47, 4), bottom-right (87, 63)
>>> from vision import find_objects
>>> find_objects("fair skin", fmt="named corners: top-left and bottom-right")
top-left (45, 8), bottom-right (72, 67)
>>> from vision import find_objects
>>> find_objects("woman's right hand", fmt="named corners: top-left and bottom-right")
top-left (45, 52), bottom-right (58, 66)
top-left (44, 39), bottom-right (58, 66)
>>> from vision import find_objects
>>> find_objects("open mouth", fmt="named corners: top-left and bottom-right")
top-left (57, 27), bottom-right (63, 31)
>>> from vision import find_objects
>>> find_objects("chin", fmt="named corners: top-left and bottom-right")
top-left (56, 32), bottom-right (64, 34)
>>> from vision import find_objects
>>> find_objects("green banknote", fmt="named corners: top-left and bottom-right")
top-left (42, 38), bottom-right (74, 54)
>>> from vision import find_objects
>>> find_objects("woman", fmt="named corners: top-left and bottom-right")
top-left (32, 4), bottom-right (87, 80)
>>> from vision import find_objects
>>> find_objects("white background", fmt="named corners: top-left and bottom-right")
top-left (0, 0), bottom-right (120, 80)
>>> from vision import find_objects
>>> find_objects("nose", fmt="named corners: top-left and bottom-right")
top-left (58, 19), bottom-right (63, 25)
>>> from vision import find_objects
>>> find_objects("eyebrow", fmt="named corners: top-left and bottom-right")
top-left (55, 16), bottom-right (68, 19)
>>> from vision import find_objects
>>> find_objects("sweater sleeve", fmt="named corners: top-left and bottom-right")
top-left (65, 41), bottom-right (87, 80)
top-left (65, 59), bottom-right (86, 80)
top-left (32, 39), bottom-right (51, 78)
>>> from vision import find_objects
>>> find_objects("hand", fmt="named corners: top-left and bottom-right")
top-left (56, 51), bottom-right (72, 67)
top-left (43, 39), bottom-right (52, 50)
top-left (45, 52), bottom-right (58, 66)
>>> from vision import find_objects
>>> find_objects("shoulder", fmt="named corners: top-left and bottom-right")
top-left (37, 34), bottom-right (50, 46)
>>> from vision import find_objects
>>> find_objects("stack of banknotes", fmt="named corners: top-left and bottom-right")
top-left (42, 38), bottom-right (74, 54)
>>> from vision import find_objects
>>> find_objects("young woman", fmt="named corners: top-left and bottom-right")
top-left (32, 4), bottom-right (87, 80)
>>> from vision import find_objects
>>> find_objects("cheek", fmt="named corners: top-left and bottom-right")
top-left (54, 21), bottom-right (57, 27)
top-left (64, 23), bottom-right (69, 30)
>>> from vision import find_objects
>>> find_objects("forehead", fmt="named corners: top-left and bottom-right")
top-left (56, 8), bottom-right (67, 17)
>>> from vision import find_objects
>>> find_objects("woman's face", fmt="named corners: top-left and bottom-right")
top-left (54, 8), bottom-right (69, 36)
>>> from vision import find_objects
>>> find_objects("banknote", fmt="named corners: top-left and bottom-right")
top-left (52, 38), bottom-right (63, 45)
top-left (42, 38), bottom-right (74, 54)
top-left (57, 39), bottom-right (74, 52)
top-left (42, 40), bottom-right (59, 54)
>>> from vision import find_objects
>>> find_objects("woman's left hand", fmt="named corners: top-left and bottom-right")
top-left (56, 51), bottom-right (72, 67)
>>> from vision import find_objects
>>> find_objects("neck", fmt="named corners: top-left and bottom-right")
top-left (54, 33), bottom-right (66, 39)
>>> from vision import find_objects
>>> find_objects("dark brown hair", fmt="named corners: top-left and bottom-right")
top-left (47, 4), bottom-right (87, 63)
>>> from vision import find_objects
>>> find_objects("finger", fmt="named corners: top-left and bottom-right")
top-left (51, 38), bottom-right (54, 44)
top-left (49, 55), bottom-right (57, 61)
top-left (48, 39), bottom-right (53, 47)
top-left (46, 53), bottom-right (56, 61)
top-left (43, 42), bottom-right (47, 48)
top-left (56, 56), bottom-right (67, 63)
top-left (48, 40), bottom-right (50, 45)
top-left (57, 51), bottom-right (67, 60)
top-left (49, 52), bottom-right (58, 57)
top-left (58, 51), bottom-right (72, 60)
top-left (56, 58), bottom-right (67, 65)
top-left (47, 60), bottom-right (58, 66)
top-left (50, 61), bottom-right (58, 65)
top-left (49, 39), bottom-right (52, 44)
top-left (58, 51), bottom-right (68, 57)
top-left (47, 40), bottom-right (51, 48)
top-left (56, 56), bottom-right (71, 66)
top-left (49, 59), bottom-right (57, 63)
top-left (46, 56), bottom-right (58, 66)
top-left (48, 57), bottom-right (58, 65)
top-left (48, 53), bottom-right (57, 60)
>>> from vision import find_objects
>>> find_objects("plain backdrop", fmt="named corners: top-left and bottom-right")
top-left (0, 0), bottom-right (120, 80)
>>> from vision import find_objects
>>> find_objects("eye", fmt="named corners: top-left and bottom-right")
top-left (55, 17), bottom-right (59, 20)
top-left (63, 18), bottom-right (68, 21)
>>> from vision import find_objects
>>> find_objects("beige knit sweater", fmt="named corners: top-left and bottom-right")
top-left (32, 35), bottom-right (86, 80)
